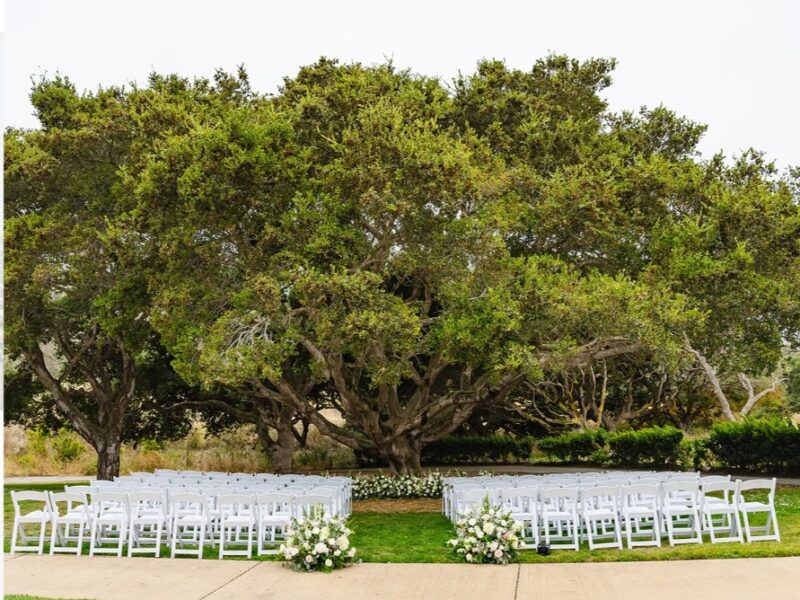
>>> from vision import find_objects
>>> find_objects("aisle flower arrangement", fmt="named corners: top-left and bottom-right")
top-left (352, 471), bottom-right (445, 499)
top-left (280, 504), bottom-right (357, 572)
top-left (448, 496), bottom-right (522, 565)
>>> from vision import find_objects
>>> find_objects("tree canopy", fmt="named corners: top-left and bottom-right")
top-left (6, 57), bottom-right (799, 474)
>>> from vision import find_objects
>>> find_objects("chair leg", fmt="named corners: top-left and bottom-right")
top-left (155, 522), bottom-right (163, 557)
top-left (128, 522), bottom-right (136, 557)
top-left (89, 520), bottom-right (98, 556)
top-left (75, 522), bottom-right (85, 556)
top-left (37, 520), bottom-right (47, 555)
top-left (771, 508), bottom-right (781, 542)
top-left (49, 520), bottom-right (59, 555)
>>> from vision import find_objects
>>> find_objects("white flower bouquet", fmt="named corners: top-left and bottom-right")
top-left (280, 504), bottom-right (357, 572)
top-left (448, 496), bottom-right (522, 565)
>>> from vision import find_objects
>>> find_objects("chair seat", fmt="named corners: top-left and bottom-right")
top-left (623, 507), bottom-right (657, 518)
top-left (176, 514), bottom-right (207, 525)
top-left (96, 514), bottom-right (127, 524)
top-left (740, 501), bottom-right (768, 511)
top-left (223, 516), bottom-right (254, 526)
top-left (584, 508), bottom-right (615, 519)
top-left (543, 510), bottom-right (575, 519)
top-left (19, 511), bottom-right (50, 522)
top-left (57, 513), bottom-right (90, 524)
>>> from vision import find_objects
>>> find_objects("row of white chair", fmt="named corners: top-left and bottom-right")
top-left (443, 471), bottom-right (709, 520)
top-left (9, 488), bottom-right (341, 559)
top-left (450, 477), bottom-right (780, 551)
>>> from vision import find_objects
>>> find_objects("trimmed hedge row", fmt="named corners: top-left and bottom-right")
top-left (356, 435), bottom-right (534, 467)
top-left (706, 418), bottom-right (800, 474)
top-left (538, 426), bottom-right (684, 467)
top-left (353, 419), bottom-right (800, 475)
top-left (422, 435), bottom-right (534, 465)
top-left (537, 430), bottom-right (606, 462)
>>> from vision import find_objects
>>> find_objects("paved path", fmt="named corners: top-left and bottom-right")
top-left (4, 554), bottom-right (799, 600)
top-left (4, 475), bottom-right (97, 485)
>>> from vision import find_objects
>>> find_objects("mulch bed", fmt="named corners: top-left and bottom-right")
top-left (353, 497), bottom-right (441, 513)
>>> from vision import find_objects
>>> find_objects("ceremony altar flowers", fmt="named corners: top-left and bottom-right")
top-left (280, 504), bottom-right (357, 572)
top-left (448, 496), bottom-right (523, 565)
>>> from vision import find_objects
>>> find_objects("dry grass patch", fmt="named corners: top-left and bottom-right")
top-left (354, 497), bottom-right (441, 512)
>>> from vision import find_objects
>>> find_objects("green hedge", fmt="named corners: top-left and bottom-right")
top-left (606, 426), bottom-right (683, 467)
top-left (706, 418), bottom-right (800, 474)
top-left (537, 426), bottom-right (683, 467)
top-left (537, 430), bottom-right (606, 462)
top-left (355, 435), bottom-right (534, 467)
top-left (422, 435), bottom-right (534, 465)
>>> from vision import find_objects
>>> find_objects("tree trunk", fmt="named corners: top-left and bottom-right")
top-left (95, 435), bottom-right (122, 480)
top-left (382, 435), bottom-right (422, 475)
top-left (272, 406), bottom-right (297, 474)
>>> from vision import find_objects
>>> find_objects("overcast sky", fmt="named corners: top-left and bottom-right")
top-left (4, 0), bottom-right (799, 168)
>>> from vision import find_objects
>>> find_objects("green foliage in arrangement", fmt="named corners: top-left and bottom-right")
top-left (706, 419), bottom-right (800, 474)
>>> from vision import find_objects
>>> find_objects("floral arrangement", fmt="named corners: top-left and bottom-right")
top-left (352, 471), bottom-right (445, 499)
top-left (280, 504), bottom-right (357, 572)
top-left (448, 496), bottom-right (523, 565)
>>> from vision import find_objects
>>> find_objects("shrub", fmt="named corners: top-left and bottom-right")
top-left (606, 426), bottom-right (683, 467)
top-left (51, 428), bottom-right (86, 463)
top-left (448, 496), bottom-right (523, 564)
top-left (537, 430), bottom-right (606, 462)
top-left (706, 418), bottom-right (800, 474)
top-left (422, 435), bottom-right (534, 465)
top-left (280, 504), bottom-right (357, 572)
top-left (294, 429), bottom-right (357, 470)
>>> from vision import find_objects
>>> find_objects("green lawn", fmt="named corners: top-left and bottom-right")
top-left (5, 482), bottom-right (800, 562)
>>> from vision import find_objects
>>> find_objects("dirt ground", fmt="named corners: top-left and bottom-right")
top-left (353, 497), bottom-right (441, 512)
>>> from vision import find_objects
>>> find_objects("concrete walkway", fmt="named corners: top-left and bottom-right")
top-left (5, 554), bottom-right (800, 600)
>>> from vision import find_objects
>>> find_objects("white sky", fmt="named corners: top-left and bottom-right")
top-left (3, 0), bottom-right (800, 168)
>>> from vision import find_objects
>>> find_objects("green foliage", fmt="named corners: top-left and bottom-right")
top-left (538, 426), bottom-right (683, 466)
top-left (707, 418), bottom-right (800, 474)
top-left (422, 435), bottom-right (534, 465)
top-left (537, 430), bottom-right (607, 462)
top-left (51, 428), bottom-right (86, 463)
top-left (606, 426), bottom-right (684, 467)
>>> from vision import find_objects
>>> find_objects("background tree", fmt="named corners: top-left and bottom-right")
top-left (134, 59), bottom-right (698, 473)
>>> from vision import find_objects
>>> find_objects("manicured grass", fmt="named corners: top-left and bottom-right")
top-left (5, 482), bottom-right (800, 562)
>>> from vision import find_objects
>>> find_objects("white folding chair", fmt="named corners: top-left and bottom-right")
top-left (217, 494), bottom-right (256, 559)
top-left (48, 491), bottom-right (91, 555)
top-left (170, 492), bottom-right (208, 559)
top-left (620, 484), bottom-right (661, 548)
top-left (736, 478), bottom-right (780, 542)
top-left (540, 487), bottom-right (580, 551)
top-left (661, 480), bottom-right (702, 546)
top-left (699, 480), bottom-right (742, 544)
top-left (580, 485), bottom-right (623, 550)
top-left (257, 493), bottom-right (293, 556)
top-left (89, 491), bottom-right (129, 557)
top-left (128, 490), bottom-right (167, 557)
top-left (293, 494), bottom-right (335, 519)
top-left (10, 491), bottom-right (52, 554)
top-left (453, 488), bottom-right (489, 520)
top-left (501, 487), bottom-right (539, 547)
